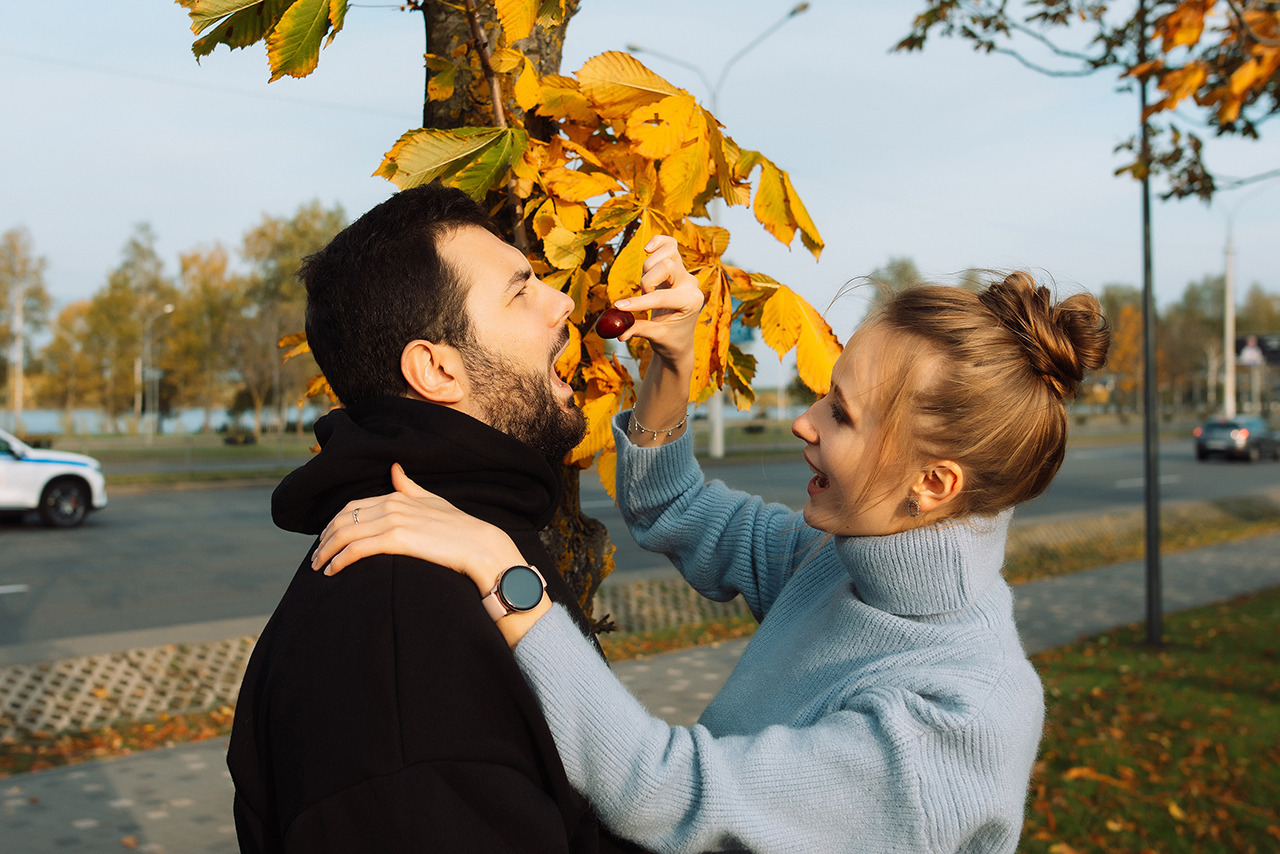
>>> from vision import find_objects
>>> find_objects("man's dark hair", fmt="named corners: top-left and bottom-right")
top-left (300, 184), bottom-right (499, 405)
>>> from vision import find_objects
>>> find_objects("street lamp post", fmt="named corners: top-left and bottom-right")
top-left (142, 303), bottom-right (175, 444)
top-left (629, 2), bottom-right (811, 458)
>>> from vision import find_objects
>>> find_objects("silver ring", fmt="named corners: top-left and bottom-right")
top-left (352, 508), bottom-right (360, 524)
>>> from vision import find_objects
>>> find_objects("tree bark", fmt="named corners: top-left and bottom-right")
top-left (418, 0), bottom-right (581, 132)
top-left (418, 0), bottom-right (613, 618)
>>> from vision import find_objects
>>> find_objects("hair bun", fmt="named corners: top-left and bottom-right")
top-left (978, 272), bottom-right (1110, 400)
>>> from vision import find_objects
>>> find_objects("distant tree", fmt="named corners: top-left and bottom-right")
top-left (1238, 282), bottom-right (1280, 334)
top-left (898, 1), bottom-right (1280, 200)
top-left (1163, 273), bottom-right (1225, 409)
top-left (1110, 302), bottom-right (1147, 411)
top-left (80, 225), bottom-right (180, 429)
top-left (1, 227), bottom-right (52, 427)
top-left (867, 257), bottom-right (924, 308)
top-left (172, 245), bottom-right (246, 432)
top-left (33, 301), bottom-right (98, 429)
top-left (1100, 283), bottom-right (1144, 326)
top-left (231, 201), bottom-right (345, 436)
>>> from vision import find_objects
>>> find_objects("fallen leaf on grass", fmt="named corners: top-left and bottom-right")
top-left (1062, 766), bottom-right (1135, 790)
top-left (1168, 801), bottom-right (1187, 821)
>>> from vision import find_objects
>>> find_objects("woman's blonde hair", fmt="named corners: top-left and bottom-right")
top-left (861, 271), bottom-right (1110, 520)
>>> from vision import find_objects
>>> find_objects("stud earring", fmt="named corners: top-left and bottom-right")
top-left (906, 497), bottom-right (920, 518)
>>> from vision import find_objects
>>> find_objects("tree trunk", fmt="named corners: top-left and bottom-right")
top-left (420, 0), bottom-right (613, 617)
top-left (418, 0), bottom-right (581, 132)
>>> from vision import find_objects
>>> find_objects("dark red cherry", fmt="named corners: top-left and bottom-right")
top-left (595, 307), bottom-right (635, 339)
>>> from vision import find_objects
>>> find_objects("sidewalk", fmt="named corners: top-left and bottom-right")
top-left (4, 533), bottom-right (1280, 853)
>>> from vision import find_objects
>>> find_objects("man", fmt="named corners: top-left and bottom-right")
top-left (228, 184), bottom-right (643, 853)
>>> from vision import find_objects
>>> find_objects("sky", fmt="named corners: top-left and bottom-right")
top-left (4, 1), bottom-right (1278, 362)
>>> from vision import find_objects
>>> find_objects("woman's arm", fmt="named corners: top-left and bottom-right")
top-left (515, 607), bottom-right (1036, 854)
top-left (610, 418), bottom-right (819, 618)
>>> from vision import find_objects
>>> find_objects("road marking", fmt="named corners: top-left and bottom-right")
top-left (1114, 475), bottom-right (1181, 489)
top-left (0, 584), bottom-right (30, 595)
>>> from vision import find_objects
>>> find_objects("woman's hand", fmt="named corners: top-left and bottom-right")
top-left (614, 236), bottom-right (704, 373)
top-left (311, 464), bottom-right (550, 646)
top-left (614, 236), bottom-right (705, 447)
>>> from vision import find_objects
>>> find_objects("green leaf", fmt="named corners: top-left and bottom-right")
top-left (183, 0), bottom-right (268, 36)
top-left (376, 127), bottom-right (528, 198)
top-left (184, 0), bottom-right (290, 59)
top-left (266, 0), bottom-right (334, 81)
top-left (448, 129), bottom-right (529, 199)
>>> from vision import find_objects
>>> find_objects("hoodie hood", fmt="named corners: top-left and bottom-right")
top-left (272, 397), bottom-right (561, 536)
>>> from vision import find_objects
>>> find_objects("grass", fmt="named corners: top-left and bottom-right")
top-left (1004, 494), bottom-right (1280, 586)
top-left (1023, 587), bottom-right (1280, 853)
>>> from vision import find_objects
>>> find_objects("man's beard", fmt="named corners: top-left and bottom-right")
top-left (459, 332), bottom-right (586, 461)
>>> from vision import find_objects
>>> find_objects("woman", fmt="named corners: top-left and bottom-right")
top-left (311, 237), bottom-right (1109, 853)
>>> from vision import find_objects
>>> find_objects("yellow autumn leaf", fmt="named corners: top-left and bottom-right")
top-left (543, 224), bottom-right (589, 270)
top-left (753, 159), bottom-right (795, 246)
top-left (570, 388), bottom-right (622, 463)
top-left (543, 167), bottom-right (623, 202)
top-left (690, 265), bottom-right (731, 398)
top-left (759, 285), bottom-right (842, 396)
top-left (537, 75), bottom-right (598, 124)
top-left (782, 168), bottom-right (824, 259)
top-left (725, 343), bottom-right (757, 409)
top-left (625, 94), bottom-right (701, 159)
top-left (515, 56), bottom-right (541, 111)
top-left (609, 214), bottom-right (655, 303)
top-left (595, 446), bottom-right (618, 499)
top-left (494, 0), bottom-right (537, 42)
top-left (576, 51), bottom-right (684, 121)
top-left (1168, 801), bottom-right (1187, 821)
top-left (1158, 0), bottom-right (1209, 51)
top-left (657, 137), bottom-right (712, 221)
top-left (554, 319), bottom-right (581, 383)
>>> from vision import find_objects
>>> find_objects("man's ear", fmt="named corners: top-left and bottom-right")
top-left (911, 460), bottom-right (964, 514)
top-left (401, 339), bottom-right (466, 406)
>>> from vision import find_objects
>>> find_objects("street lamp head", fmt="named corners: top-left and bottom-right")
top-left (790, 2), bottom-right (810, 16)
top-left (626, 43), bottom-right (644, 53)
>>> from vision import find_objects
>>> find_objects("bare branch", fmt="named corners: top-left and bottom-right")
top-left (460, 0), bottom-right (529, 251)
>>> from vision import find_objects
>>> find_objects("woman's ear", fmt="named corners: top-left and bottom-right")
top-left (912, 460), bottom-right (964, 514)
top-left (401, 339), bottom-right (466, 405)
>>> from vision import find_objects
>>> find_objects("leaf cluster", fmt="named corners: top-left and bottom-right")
top-left (177, 0), bottom-right (844, 495)
top-left (898, 1), bottom-right (1280, 200)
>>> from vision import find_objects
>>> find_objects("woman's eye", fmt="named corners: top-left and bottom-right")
top-left (830, 399), bottom-right (847, 425)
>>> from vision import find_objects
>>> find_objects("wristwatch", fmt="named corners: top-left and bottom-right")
top-left (481, 565), bottom-right (547, 621)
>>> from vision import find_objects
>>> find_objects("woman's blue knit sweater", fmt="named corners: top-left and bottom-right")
top-left (514, 413), bottom-right (1044, 853)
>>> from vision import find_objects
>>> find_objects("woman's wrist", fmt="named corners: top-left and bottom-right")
top-left (495, 596), bottom-right (552, 648)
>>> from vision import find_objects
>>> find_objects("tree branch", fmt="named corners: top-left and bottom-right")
top-left (460, 0), bottom-right (529, 251)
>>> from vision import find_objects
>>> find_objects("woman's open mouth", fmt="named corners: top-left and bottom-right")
top-left (805, 455), bottom-right (830, 497)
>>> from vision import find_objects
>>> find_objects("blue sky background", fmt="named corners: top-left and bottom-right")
top-left (4, 1), bottom-right (1277, 360)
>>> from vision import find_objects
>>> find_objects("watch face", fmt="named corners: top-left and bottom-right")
top-left (499, 566), bottom-right (544, 611)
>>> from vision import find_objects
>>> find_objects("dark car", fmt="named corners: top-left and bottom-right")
top-left (1194, 415), bottom-right (1280, 462)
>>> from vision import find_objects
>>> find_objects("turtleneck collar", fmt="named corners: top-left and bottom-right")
top-left (831, 509), bottom-right (1013, 616)
top-left (272, 396), bottom-right (561, 536)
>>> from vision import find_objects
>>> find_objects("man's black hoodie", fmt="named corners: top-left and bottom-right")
top-left (228, 397), bottom-right (642, 853)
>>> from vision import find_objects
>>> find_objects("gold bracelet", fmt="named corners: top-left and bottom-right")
top-left (627, 412), bottom-right (688, 441)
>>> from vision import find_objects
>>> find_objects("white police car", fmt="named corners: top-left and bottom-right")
top-left (0, 427), bottom-right (108, 527)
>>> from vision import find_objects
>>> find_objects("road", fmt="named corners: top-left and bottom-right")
top-left (2, 436), bottom-right (1276, 657)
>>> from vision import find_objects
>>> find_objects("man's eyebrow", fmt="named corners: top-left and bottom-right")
top-left (503, 267), bottom-right (533, 297)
